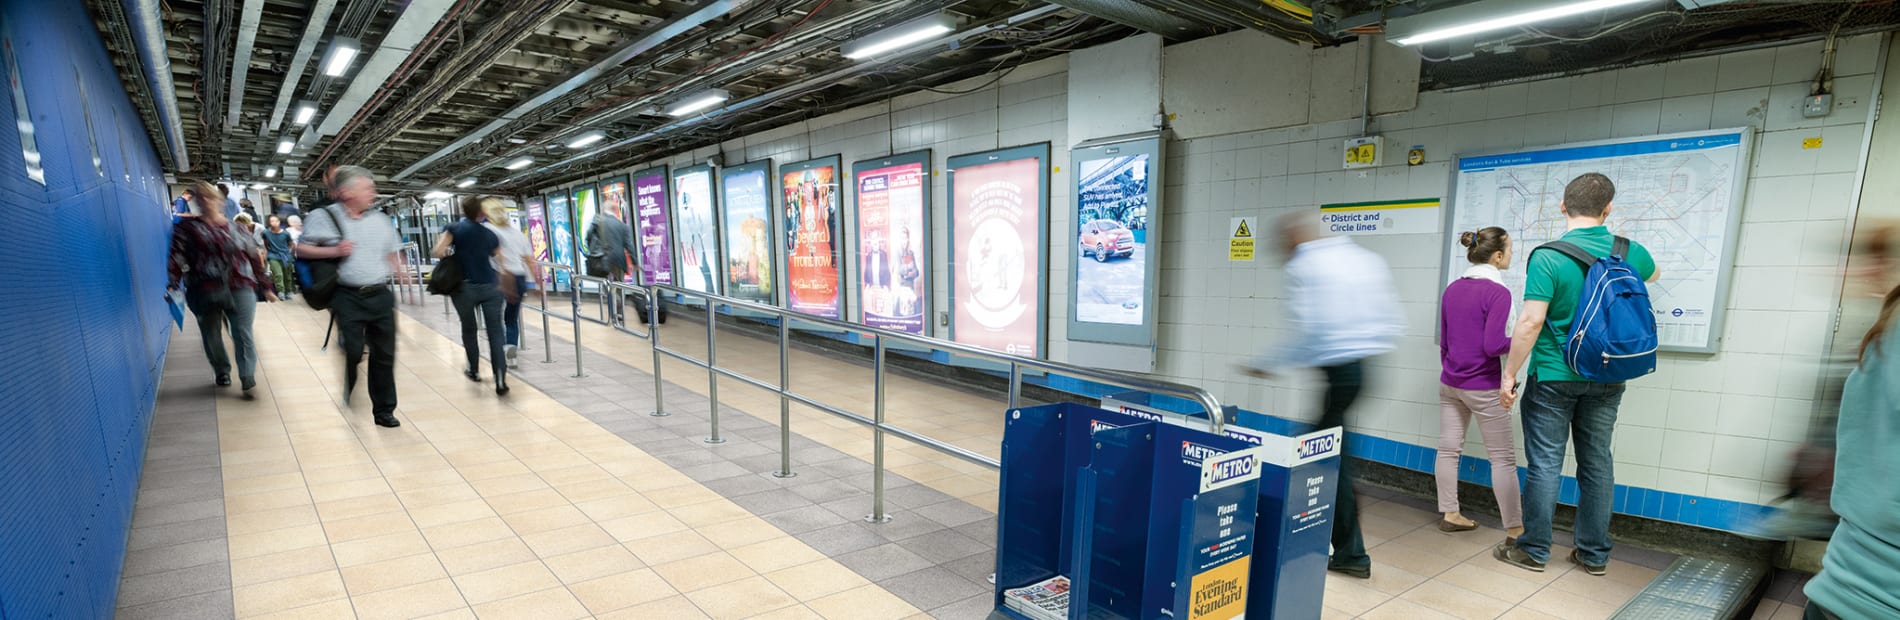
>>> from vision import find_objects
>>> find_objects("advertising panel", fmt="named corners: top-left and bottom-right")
top-left (548, 191), bottom-right (574, 290)
top-left (853, 151), bottom-right (931, 335)
top-left (632, 167), bottom-right (672, 286)
top-left (525, 195), bottom-right (549, 286)
top-left (670, 165), bottom-right (720, 294)
top-left (1067, 134), bottom-right (1164, 348)
top-left (720, 161), bottom-right (776, 305)
top-left (949, 144), bottom-right (1049, 357)
top-left (572, 183), bottom-right (599, 256)
top-left (600, 176), bottom-right (636, 282)
top-left (782, 156), bottom-right (844, 319)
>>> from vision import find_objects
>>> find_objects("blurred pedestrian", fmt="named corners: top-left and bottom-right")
top-left (240, 198), bottom-right (259, 222)
top-left (434, 196), bottom-right (509, 395)
top-left (1438, 227), bottom-right (1523, 537)
top-left (167, 181), bottom-right (279, 398)
top-left (585, 202), bottom-right (636, 324)
top-left (297, 166), bottom-right (407, 428)
top-left (261, 215), bottom-right (295, 302)
top-left (171, 188), bottom-right (196, 224)
top-left (483, 198), bottom-right (538, 367)
top-left (1241, 213), bottom-right (1404, 579)
top-left (215, 183), bottom-right (240, 219)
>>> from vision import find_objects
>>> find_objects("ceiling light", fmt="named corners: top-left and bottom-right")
top-left (251, 183), bottom-right (269, 190)
top-left (566, 131), bottom-right (605, 149)
top-left (841, 13), bottom-right (957, 60)
top-left (456, 178), bottom-right (476, 188)
top-left (507, 138), bottom-right (527, 144)
top-left (1390, 0), bottom-right (1653, 46)
top-left (293, 102), bottom-right (317, 125)
top-left (424, 191), bottom-right (451, 200)
top-left (276, 140), bottom-right (294, 154)
top-left (321, 37), bottom-right (359, 77)
top-left (504, 157), bottom-right (534, 170)
top-left (666, 89), bottom-right (731, 117)
top-left (264, 167), bottom-right (277, 178)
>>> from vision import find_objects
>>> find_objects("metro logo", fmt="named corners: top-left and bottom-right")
top-left (1299, 434), bottom-right (1338, 459)
top-left (1205, 453), bottom-right (1255, 485)
top-left (1181, 441), bottom-right (1222, 464)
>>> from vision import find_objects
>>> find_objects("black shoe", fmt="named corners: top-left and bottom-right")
top-left (465, 368), bottom-right (481, 382)
top-left (241, 389), bottom-right (255, 401)
top-left (1326, 561), bottom-right (1371, 579)
top-left (495, 379), bottom-right (510, 397)
top-left (1494, 541), bottom-right (1547, 572)
top-left (374, 415), bottom-right (400, 428)
top-left (1569, 550), bottom-right (1607, 576)
top-left (216, 374), bottom-right (231, 387)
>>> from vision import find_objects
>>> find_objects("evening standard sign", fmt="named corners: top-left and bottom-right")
top-left (1319, 198), bottom-right (1441, 236)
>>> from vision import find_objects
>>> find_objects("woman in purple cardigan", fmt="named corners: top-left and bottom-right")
top-left (1437, 227), bottom-right (1523, 537)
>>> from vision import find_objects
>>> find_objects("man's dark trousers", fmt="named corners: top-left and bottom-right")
top-left (1320, 360), bottom-right (1369, 571)
top-left (333, 286), bottom-right (397, 415)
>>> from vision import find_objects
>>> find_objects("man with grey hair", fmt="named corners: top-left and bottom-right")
top-left (296, 165), bottom-right (408, 427)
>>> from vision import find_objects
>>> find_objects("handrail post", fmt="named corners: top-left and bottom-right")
top-left (539, 278), bottom-right (553, 363)
top-left (703, 303), bottom-right (725, 444)
top-left (1008, 362), bottom-right (1023, 410)
top-left (774, 317), bottom-right (795, 478)
top-left (649, 287), bottom-right (669, 417)
top-left (866, 336), bottom-right (891, 523)
top-left (570, 272), bottom-right (585, 378)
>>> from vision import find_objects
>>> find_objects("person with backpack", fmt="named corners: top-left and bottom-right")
top-left (1496, 172), bottom-right (1660, 576)
top-left (1437, 227), bottom-right (1523, 538)
top-left (296, 166), bottom-right (409, 428)
top-left (167, 181), bottom-right (280, 398)
top-left (584, 203), bottom-right (637, 325)
top-left (434, 196), bottom-right (510, 395)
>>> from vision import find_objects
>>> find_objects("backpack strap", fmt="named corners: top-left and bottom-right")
top-left (1611, 235), bottom-right (1630, 260)
top-left (1533, 240), bottom-right (1597, 273)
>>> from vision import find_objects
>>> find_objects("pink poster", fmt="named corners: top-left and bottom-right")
top-left (953, 157), bottom-right (1041, 357)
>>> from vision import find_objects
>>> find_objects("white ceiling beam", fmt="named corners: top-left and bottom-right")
top-left (266, 0), bottom-right (338, 132)
top-left (224, 0), bottom-right (266, 131)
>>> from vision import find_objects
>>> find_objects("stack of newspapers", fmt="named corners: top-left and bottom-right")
top-left (1003, 575), bottom-right (1070, 620)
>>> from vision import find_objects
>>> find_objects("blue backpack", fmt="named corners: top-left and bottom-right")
top-left (1536, 236), bottom-right (1658, 382)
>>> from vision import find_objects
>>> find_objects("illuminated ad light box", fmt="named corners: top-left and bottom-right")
top-left (948, 143), bottom-right (1050, 358)
top-left (524, 195), bottom-right (550, 286)
top-left (1068, 133), bottom-right (1164, 347)
top-left (782, 156), bottom-right (846, 319)
top-left (852, 150), bottom-right (933, 336)
top-left (631, 166), bottom-right (673, 286)
top-left (572, 182), bottom-right (601, 291)
top-left (719, 160), bottom-right (779, 305)
top-left (547, 190), bottom-right (575, 291)
top-left (670, 164), bottom-right (723, 295)
top-left (600, 175), bottom-right (637, 283)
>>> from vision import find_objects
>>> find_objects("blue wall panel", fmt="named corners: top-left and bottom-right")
top-left (0, 2), bottom-right (173, 618)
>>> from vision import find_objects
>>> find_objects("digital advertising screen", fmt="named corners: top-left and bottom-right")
top-left (1068, 135), bottom-right (1163, 347)
top-left (782, 156), bottom-right (844, 319)
top-left (632, 167), bottom-right (672, 286)
top-left (600, 176), bottom-right (635, 282)
top-left (670, 165), bottom-right (721, 295)
top-left (525, 195), bottom-right (549, 285)
top-left (852, 151), bottom-right (931, 335)
top-left (719, 161), bottom-right (777, 305)
top-left (949, 143), bottom-right (1049, 357)
top-left (548, 191), bottom-right (575, 290)
top-left (572, 183), bottom-right (600, 256)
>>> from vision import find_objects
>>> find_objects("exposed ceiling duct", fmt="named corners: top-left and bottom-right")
top-left (1040, 0), bottom-right (1206, 37)
top-left (265, 0), bottom-right (337, 132)
top-left (116, 0), bottom-right (191, 171)
top-left (224, 0), bottom-right (264, 131)
top-left (313, 0), bottom-right (461, 138)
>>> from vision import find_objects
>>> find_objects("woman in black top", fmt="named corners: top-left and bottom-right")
top-left (433, 196), bottom-right (509, 395)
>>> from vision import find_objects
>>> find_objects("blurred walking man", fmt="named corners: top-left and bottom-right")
top-left (297, 166), bottom-right (408, 428)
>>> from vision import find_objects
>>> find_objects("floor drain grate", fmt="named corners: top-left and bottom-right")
top-left (1611, 556), bottom-right (1769, 619)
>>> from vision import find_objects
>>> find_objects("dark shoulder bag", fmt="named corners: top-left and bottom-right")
top-left (428, 233), bottom-right (465, 296)
top-left (296, 206), bottom-right (348, 310)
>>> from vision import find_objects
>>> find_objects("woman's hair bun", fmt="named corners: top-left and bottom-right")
top-left (1458, 231), bottom-right (1477, 248)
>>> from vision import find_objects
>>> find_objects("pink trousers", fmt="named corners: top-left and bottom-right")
top-left (1437, 384), bottom-right (1523, 529)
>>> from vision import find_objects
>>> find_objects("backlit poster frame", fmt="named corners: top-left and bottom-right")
top-left (524, 195), bottom-right (550, 288)
top-left (631, 166), bottom-right (673, 286)
top-left (718, 160), bottom-right (778, 306)
top-left (1068, 133), bottom-right (1164, 346)
top-left (948, 143), bottom-right (1050, 358)
top-left (670, 164), bottom-right (722, 295)
top-left (851, 150), bottom-right (932, 336)
top-left (599, 174), bottom-right (635, 283)
top-left (572, 182), bottom-right (601, 258)
top-left (781, 155), bottom-right (845, 319)
top-left (548, 190), bottom-right (575, 291)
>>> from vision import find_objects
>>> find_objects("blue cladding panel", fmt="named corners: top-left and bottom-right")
top-left (0, 2), bottom-right (172, 618)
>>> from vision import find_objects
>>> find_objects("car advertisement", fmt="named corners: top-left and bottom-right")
top-left (1074, 153), bottom-right (1149, 326)
top-left (633, 169), bottom-right (672, 286)
top-left (601, 177), bottom-right (636, 282)
top-left (573, 183), bottom-right (599, 256)
top-left (721, 163), bottom-right (776, 304)
top-left (953, 155), bottom-right (1042, 357)
top-left (671, 167), bottom-right (720, 295)
top-left (856, 159), bottom-right (927, 334)
top-left (548, 192), bottom-right (574, 290)
top-left (783, 159), bottom-right (843, 319)
top-left (525, 195), bottom-right (549, 286)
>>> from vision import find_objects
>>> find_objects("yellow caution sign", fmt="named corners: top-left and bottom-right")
top-left (1229, 217), bottom-right (1255, 262)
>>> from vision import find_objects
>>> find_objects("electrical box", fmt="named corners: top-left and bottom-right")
top-left (1343, 136), bottom-right (1381, 169)
top-left (1803, 94), bottom-right (1834, 119)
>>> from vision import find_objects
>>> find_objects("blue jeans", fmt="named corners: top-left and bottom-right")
top-left (504, 275), bottom-right (526, 346)
top-left (1517, 375), bottom-right (1624, 565)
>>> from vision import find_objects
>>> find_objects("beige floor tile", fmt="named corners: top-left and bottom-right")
top-left (654, 551), bottom-right (754, 592)
top-left (433, 537), bottom-right (539, 577)
top-left (483, 488), bottom-right (570, 516)
top-left (413, 609), bottom-right (478, 620)
top-left (452, 560), bottom-right (564, 605)
top-left (544, 544), bottom-right (647, 584)
top-left (233, 570), bottom-right (348, 617)
top-left (398, 483), bottom-right (485, 508)
top-left (1435, 562), bottom-right (1545, 604)
top-left (573, 494), bottom-right (660, 522)
top-left (467, 473), bottom-right (548, 497)
top-left (1361, 597), bottom-right (1462, 620)
top-left (301, 463), bottom-right (385, 487)
top-left (751, 605), bottom-right (825, 620)
top-left (499, 505), bottom-right (591, 536)
top-left (644, 483), bottom-right (723, 508)
top-left (308, 478), bottom-right (396, 504)
top-left (806, 584), bottom-right (923, 620)
top-left (731, 537), bottom-right (827, 574)
top-left (249, 598), bottom-right (357, 620)
top-left (421, 516), bottom-right (517, 550)
top-left (224, 471), bottom-right (307, 496)
top-left (407, 498), bottom-right (499, 528)
top-left (330, 530), bottom-right (433, 568)
top-left (350, 578), bottom-right (470, 620)
top-left (232, 545), bottom-right (340, 587)
top-left (1322, 577), bottom-right (1393, 616)
top-left (315, 493), bottom-right (406, 522)
top-left (470, 587), bottom-right (591, 620)
top-left (228, 523), bottom-right (329, 560)
top-left (765, 559), bottom-right (871, 602)
top-left (570, 568), bottom-right (679, 614)
top-left (1500, 607), bottom-right (1566, 620)
top-left (696, 517), bottom-right (782, 550)
top-left (1359, 562), bottom-right (1431, 596)
top-left (683, 575), bottom-right (800, 620)
top-left (599, 510), bottom-right (690, 542)
top-left (1401, 579), bottom-right (1517, 618)
top-left (227, 488), bottom-right (315, 516)
top-left (340, 551), bottom-right (449, 596)
top-left (1518, 586), bottom-right (1621, 620)
top-left (626, 530), bottom-right (722, 566)
top-left (553, 477), bottom-right (637, 504)
top-left (520, 521), bottom-right (619, 558)
top-left (321, 511), bottom-right (420, 544)
top-left (668, 499), bottom-right (753, 526)
top-left (1372, 540), bottom-right (1464, 577)
top-left (454, 459), bottom-right (535, 482)
top-left (385, 468), bottom-right (467, 492)
top-left (595, 595), bottom-right (711, 620)
top-left (227, 504), bottom-right (323, 537)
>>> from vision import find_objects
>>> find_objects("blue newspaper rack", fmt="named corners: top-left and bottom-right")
top-left (991, 403), bottom-right (1264, 620)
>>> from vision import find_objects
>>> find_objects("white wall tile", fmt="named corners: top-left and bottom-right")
top-left (1660, 430), bottom-right (1715, 472)
top-left (1768, 398), bottom-right (1813, 442)
top-left (1615, 64), bottom-right (1666, 103)
top-left (1611, 101), bottom-right (1663, 138)
top-left (1663, 56), bottom-right (1721, 98)
top-left (1705, 475), bottom-right (1760, 503)
top-left (1614, 424), bottom-right (1664, 467)
top-left (1656, 468), bottom-right (1710, 496)
top-left (1709, 435), bottom-right (1769, 480)
top-left (1710, 87), bottom-right (1771, 129)
top-left (1716, 393), bottom-right (1776, 439)
top-left (1770, 41), bottom-right (1825, 85)
top-left (1666, 391), bottom-right (1721, 433)
top-left (1717, 48), bottom-right (1778, 91)
top-left (1658, 95), bottom-right (1715, 134)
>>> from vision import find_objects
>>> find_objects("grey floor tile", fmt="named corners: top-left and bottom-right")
top-left (129, 498), bottom-right (224, 530)
top-left (930, 593), bottom-right (997, 620)
top-left (730, 489), bottom-right (816, 516)
top-left (867, 511), bottom-right (949, 542)
top-left (121, 538), bottom-right (228, 578)
top-left (134, 482), bottom-right (222, 508)
top-left (879, 566), bottom-right (991, 611)
top-left (955, 518), bottom-right (998, 544)
top-left (916, 499), bottom-right (995, 529)
top-left (655, 448), bottom-right (728, 468)
top-left (897, 529), bottom-right (986, 564)
top-left (114, 562), bottom-right (230, 608)
top-left (127, 516), bottom-right (226, 552)
top-left (712, 440), bottom-right (775, 459)
top-left (114, 589), bottom-right (233, 620)
top-left (940, 551), bottom-right (997, 585)
top-left (764, 504), bottom-right (850, 535)
top-left (885, 483), bottom-right (956, 509)
top-left (788, 478), bottom-right (865, 504)
top-left (801, 522), bottom-right (890, 557)
top-left (677, 460), bottom-right (753, 481)
top-left (702, 474), bottom-right (784, 497)
top-left (836, 543), bottom-right (937, 582)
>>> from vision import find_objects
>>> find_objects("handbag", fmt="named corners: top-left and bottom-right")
top-left (296, 206), bottom-right (347, 310)
top-left (429, 251), bottom-right (464, 296)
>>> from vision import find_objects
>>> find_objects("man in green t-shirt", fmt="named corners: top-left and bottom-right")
top-left (1494, 173), bottom-right (1659, 576)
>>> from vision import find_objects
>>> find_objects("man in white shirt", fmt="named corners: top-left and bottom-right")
top-left (1243, 214), bottom-right (1405, 579)
top-left (297, 166), bottom-right (408, 428)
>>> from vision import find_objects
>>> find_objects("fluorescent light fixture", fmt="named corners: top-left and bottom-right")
top-left (456, 178), bottom-right (476, 188)
top-left (666, 89), bottom-right (731, 117)
top-left (507, 137), bottom-right (527, 144)
top-left (264, 167), bottom-right (277, 178)
top-left (252, 183), bottom-right (269, 190)
top-left (1390, 0), bottom-right (1653, 46)
top-left (424, 191), bottom-right (452, 200)
top-left (321, 37), bottom-right (360, 77)
top-left (504, 157), bottom-right (534, 170)
top-left (293, 101), bottom-right (317, 125)
top-left (566, 131), bottom-right (605, 149)
top-left (841, 13), bottom-right (957, 60)
top-left (276, 140), bottom-right (294, 154)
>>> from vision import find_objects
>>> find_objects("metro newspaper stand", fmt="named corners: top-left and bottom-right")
top-left (989, 398), bottom-right (1344, 620)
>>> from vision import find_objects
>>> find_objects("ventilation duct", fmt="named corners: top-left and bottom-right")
top-left (119, 0), bottom-right (190, 170)
top-left (1041, 0), bottom-right (1204, 36)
